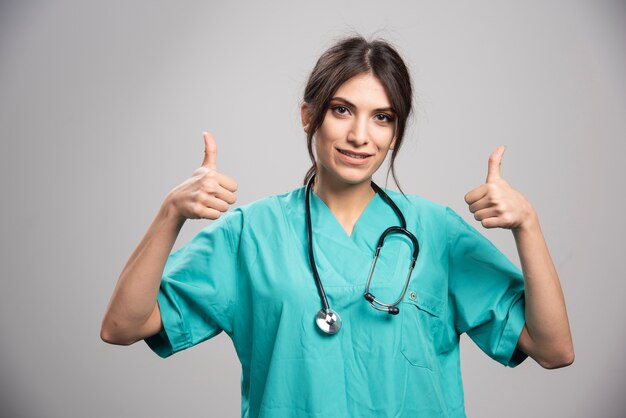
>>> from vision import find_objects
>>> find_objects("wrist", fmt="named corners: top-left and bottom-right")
top-left (513, 207), bottom-right (540, 235)
top-left (159, 195), bottom-right (186, 228)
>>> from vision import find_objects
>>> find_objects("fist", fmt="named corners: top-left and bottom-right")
top-left (464, 146), bottom-right (536, 230)
top-left (165, 132), bottom-right (238, 220)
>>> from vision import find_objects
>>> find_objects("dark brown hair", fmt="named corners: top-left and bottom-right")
top-left (302, 35), bottom-right (413, 192)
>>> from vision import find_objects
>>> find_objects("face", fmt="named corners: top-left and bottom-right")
top-left (302, 72), bottom-right (397, 188)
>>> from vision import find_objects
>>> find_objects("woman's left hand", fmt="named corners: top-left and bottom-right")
top-left (464, 146), bottom-right (537, 230)
top-left (465, 146), bottom-right (575, 368)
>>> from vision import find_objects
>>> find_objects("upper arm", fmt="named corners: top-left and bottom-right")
top-left (516, 324), bottom-right (532, 356)
top-left (446, 206), bottom-right (528, 367)
top-left (100, 302), bottom-right (163, 346)
top-left (516, 324), bottom-right (548, 367)
top-left (142, 210), bottom-right (243, 357)
top-left (516, 324), bottom-right (575, 369)
top-left (137, 302), bottom-right (163, 342)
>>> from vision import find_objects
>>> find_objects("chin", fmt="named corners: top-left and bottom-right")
top-left (317, 160), bottom-right (380, 187)
top-left (331, 170), bottom-right (373, 186)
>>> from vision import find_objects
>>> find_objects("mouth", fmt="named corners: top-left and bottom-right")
top-left (336, 148), bottom-right (372, 159)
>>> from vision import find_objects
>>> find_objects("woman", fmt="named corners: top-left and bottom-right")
top-left (101, 36), bottom-right (574, 417)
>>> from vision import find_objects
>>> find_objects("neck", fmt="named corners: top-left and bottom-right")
top-left (312, 170), bottom-right (376, 230)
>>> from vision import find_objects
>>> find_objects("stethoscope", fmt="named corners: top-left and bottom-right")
top-left (305, 174), bottom-right (420, 335)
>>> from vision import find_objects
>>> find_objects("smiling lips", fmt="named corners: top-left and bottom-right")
top-left (336, 148), bottom-right (373, 165)
top-left (337, 148), bottom-right (371, 158)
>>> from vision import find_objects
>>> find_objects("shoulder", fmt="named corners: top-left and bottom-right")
top-left (381, 188), bottom-right (450, 222)
top-left (228, 186), bottom-right (304, 219)
top-left (214, 186), bottom-right (305, 235)
top-left (384, 189), bottom-right (445, 211)
top-left (380, 188), bottom-right (471, 240)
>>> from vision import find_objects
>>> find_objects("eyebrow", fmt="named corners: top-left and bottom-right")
top-left (330, 96), bottom-right (395, 114)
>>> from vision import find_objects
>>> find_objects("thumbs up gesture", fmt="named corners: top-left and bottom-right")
top-left (464, 146), bottom-right (536, 230)
top-left (164, 132), bottom-right (238, 220)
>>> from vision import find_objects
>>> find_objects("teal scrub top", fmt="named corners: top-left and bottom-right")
top-left (145, 186), bottom-right (527, 418)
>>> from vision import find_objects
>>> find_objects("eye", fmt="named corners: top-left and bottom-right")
top-left (331, 105), bottom-right (350, 115)
top-left (375, 113), bottom-right (394, 123)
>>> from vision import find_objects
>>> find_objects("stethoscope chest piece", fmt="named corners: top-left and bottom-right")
top-left (315, 309), bottom-right (342, 335)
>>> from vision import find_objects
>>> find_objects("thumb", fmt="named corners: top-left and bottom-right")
top-left (486, 145), bottom-right (506, 183)
top-left (201, 131), bottom-right (218, 170)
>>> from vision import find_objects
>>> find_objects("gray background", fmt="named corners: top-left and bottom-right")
top-left (1, 1), bottom-right (624, 417)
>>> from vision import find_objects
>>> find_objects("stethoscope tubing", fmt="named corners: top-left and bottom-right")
top-left (305, 173), bottom-right (420, 331)
top-left (304, 175), bottom-right (331, 314)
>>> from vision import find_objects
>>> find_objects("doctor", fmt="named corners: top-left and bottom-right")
top-left (101, 36), bottom-right (574, 417)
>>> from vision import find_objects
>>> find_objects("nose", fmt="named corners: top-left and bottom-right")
top-left (347, 115), bottom-right (369, 146)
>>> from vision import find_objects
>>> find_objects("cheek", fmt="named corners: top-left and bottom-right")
top-left (373, 127), bottom-right (395, 148)
top-left (314, 122), bottom-right (340, 151)
top-left (314, 137), bottom-right (336, 164)
top-left (317, 118), bottom-right (342, 139)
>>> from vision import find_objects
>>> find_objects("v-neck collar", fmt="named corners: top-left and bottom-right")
top-left (309, 188), bottom-right (381, 242)
top-left (299, 185), bottom-right (407, 287)
top-left (281, 185), bottom-right (414, 288)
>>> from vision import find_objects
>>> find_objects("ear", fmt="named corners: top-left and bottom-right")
top-left (300, 102), bottom-right (312, 134)
top-left (389, 136), bottom-right (396, 151)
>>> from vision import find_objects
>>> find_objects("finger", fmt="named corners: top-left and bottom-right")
top-left (480, 215), bottom-right (508, 229)
top-left (217, 172), bottom-right (239, 193)
top-left (480, 217), bottom-right (501, 229)
top-left (201, 131), bottom-right (218, 170)
top-left (203, 180), bottom-right (237, 205)
top-left (486, 145), bottom-right (506, 183)
top-left (218, 188), bottom-right (237, 205)
top-left (474, 207), bottom-right (516, 229)
top-left (473, 208), bottom-right (502, 229)
top-left (464, 184), bottom-right (488, 205)
top-left (468, 196), bottom-right (493, 214)
top-left (196, 205), bottom-right (222, 220)
top-left (199, 194), bottom-right (231, 213)
top-left (473, 207), bottom-right (500, 222)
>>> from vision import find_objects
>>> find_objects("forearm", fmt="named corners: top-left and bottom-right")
top-left (513, 212), bottom-right (574, 368)
top-left (101, 199), bottom-right (185, 343)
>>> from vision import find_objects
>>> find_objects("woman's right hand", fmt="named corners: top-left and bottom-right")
top-left (164, 132), bottom-right (238, 221)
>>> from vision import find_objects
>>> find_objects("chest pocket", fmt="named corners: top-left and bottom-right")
top-left (400, 290), bottom-right (444, 370)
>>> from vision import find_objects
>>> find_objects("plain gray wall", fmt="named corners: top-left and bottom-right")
top-left (1, 1), bottom-right (625, 417)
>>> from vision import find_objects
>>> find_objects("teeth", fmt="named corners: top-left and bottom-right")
top-left (340, 150), bottom-right (367, 159)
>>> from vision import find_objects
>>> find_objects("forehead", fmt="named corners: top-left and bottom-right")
top-left (333, 73), bottom-right (391, 108)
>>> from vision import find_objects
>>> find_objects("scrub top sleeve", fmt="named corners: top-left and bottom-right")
top-left (144, 210), bottom-right (242, 358)
top-left (446, 207), bottom-right (528, 368)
